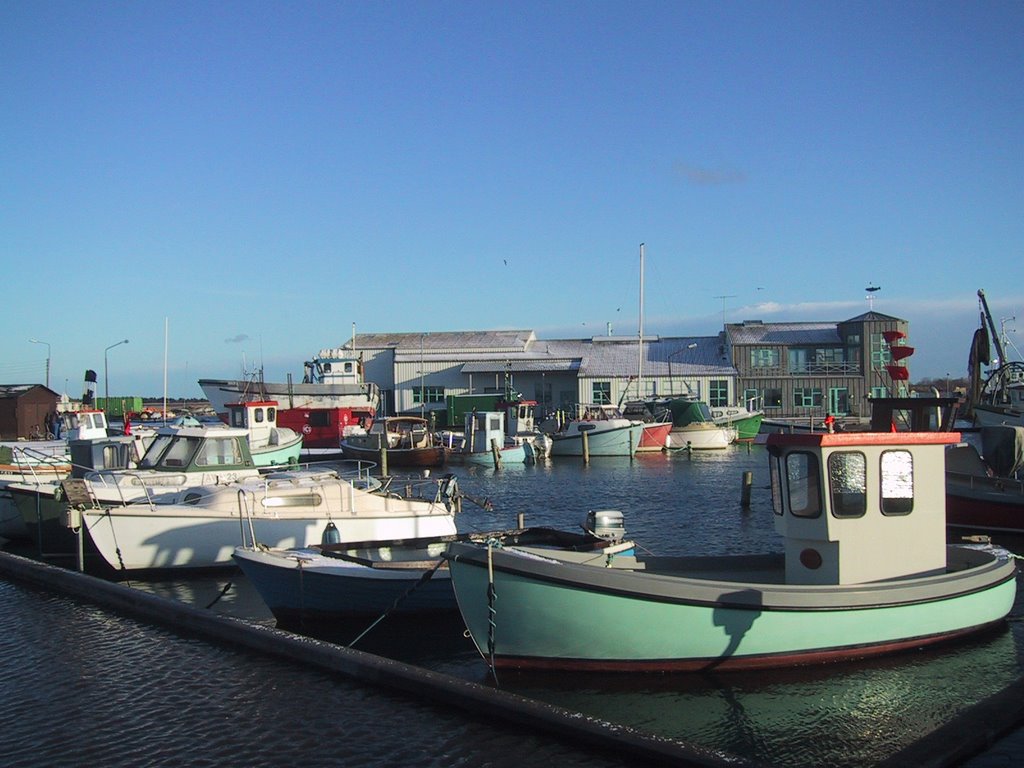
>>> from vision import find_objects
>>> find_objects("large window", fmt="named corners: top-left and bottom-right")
top-left (709, 380), bottom-right (728, 407)
top-left (764, 388), bottom-right (783, 409)
top-left (591, 381), bottom-right (611, 404)
top-left (793, 387), bottom-right (823, 409)
top-left (870, 333), bottom-right (893, 371)
top-left (412, 386), bottom-right (445, 404)
top-left (750, 348), bottom-right (779, 369)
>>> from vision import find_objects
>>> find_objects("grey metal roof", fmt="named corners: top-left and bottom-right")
top-left (727, 322), bottom-right (841, 346)
top-left (462, 359), bottom-right (581, 374)
top-left (348, 331), bottom-right (535, 354)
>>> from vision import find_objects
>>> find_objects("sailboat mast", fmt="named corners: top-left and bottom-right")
top-left (638, 243), bottom-right (645, 394)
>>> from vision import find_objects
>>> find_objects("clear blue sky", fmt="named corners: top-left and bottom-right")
top-left (2, 1), bottom-right (1021, 398)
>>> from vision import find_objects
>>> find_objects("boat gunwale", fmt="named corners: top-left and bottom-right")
top-left (445, 543), bottom-right (1017, 612)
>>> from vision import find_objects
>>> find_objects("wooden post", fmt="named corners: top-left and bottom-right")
top-left (741, 470), bottom-right (753, 508)
top-left (491, 438), bottom-right (502, 470)
top-left (517, 512), bottom-right (525, 528)
top-left (378, 433), bottom-right (388, 476)
top-left (582, 430), bottom-right (590, 463)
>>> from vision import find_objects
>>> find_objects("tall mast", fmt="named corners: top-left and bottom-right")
top-left (638, 243), bottom-right (645, 393)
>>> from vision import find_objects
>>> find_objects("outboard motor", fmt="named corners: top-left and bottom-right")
top-left (586, 509), bottom-right (626, 543)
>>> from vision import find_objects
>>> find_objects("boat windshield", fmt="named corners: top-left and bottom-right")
top-left (138, 434), bottom-right (203, 469)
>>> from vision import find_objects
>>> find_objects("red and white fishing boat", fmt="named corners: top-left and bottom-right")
top-left (199, 349), bottom-right (380, 421)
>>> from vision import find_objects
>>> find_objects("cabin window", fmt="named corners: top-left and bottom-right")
top-left (591, 382), bottom-right (611, 405)
top-left (828, 452), bottom-right (867, 518)
top-left (254, 408), bottom-right (265, 424)
top-left (785, 451), bottom-right (822, 518)
top-left (266, 407), bottom-right (276, 423)
top-left (770, 456), bottom-right (783, 516)
top-left (310, 411), bottom-right (331, 427)
top-left (195, 438), bottom-right (244, 467)
top-left (488, 416), bottom-right (501, 431)
top-left (344, 362), bottom-right (354, 373)
top-left (230, 409), bottom-right (246, 428)
top-left (263, 494), bottom-right (322, 508)
top-left (160, 436), bottom-right (201, 468)
top-left (880, 450), bottom-right (914, 515)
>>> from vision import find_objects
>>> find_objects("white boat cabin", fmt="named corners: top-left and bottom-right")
top-left (62, 409), bottom-right (110, 441)
top-left (306, 351), bottom-right (365, 386)
top-left (462, 411), bottom-right (508, 454)
top-left (227, 401), bottom-right (283, 450)
top-left (767, 431), bottom-right (960, 586)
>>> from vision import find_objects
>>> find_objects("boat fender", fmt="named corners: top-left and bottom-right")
top-left (439, 473), bottom-right (459, 500)
top-left (321, 520), bottom-right (341, 546)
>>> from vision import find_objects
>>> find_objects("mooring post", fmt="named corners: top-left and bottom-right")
top-left (582, 430), bottom-right (590, 464)
top-left (741, 470), bottom-right (753, 508)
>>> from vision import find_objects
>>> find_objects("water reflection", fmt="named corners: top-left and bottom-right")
top-left (494, 625), bottom-right (1022, 768)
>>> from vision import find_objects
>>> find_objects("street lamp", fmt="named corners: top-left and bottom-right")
top-left (28, 338), bottom-right (51, 389)
top-left (104, 339), bottom-right (129, 406)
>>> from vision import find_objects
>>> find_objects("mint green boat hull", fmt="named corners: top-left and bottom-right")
top-left (447, 544), bottom-right (1017, 671)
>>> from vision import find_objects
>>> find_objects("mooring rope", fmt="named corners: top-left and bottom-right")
top-left (486, 539), bottom-right (499, 685)
top-left (347, 558), bottom-right (445, 648)
top-left (205, 581), bottom-right (233, 609)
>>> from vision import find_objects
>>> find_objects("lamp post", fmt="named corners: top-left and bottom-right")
top-left (104, 339), bottom-right (129, 406)
top-left (28, 338), bottom-right (51, 389)
top-left (419, 333), bottom-right (426, 419)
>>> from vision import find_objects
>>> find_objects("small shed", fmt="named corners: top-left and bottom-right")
top-left (0, 384), bottom-right (61, 440)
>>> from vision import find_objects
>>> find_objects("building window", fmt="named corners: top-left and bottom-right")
top-left (709, 380), bottom-right (728, 407)
top-left (790, 348), bottom-right (847, 374)
top-left (591, 381), bottom-right (611, 404)
top-left (412, 386), bottom-right (445, 404)
top-left (750, 348), bottom-right (779, 369)
top-left (870, 333), bottom-right (893, 371)
top-left (828, 388), bottom-right (850, 416)
top-left (764, 388), bottom-right (783, 409)
top-left (793, 387), bottom-right (823, 409)
top-left (742, 388), bottom-right (761, 410)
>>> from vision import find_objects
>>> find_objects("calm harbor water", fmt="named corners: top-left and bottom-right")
top-left (3, 445), bottom-right (1024, 767)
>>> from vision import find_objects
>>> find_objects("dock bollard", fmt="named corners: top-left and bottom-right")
top-left (741, 470), bottom-right (753, 508)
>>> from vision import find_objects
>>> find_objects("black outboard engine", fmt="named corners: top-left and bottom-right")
top-left (586, 510), bottom-right (626, 543)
